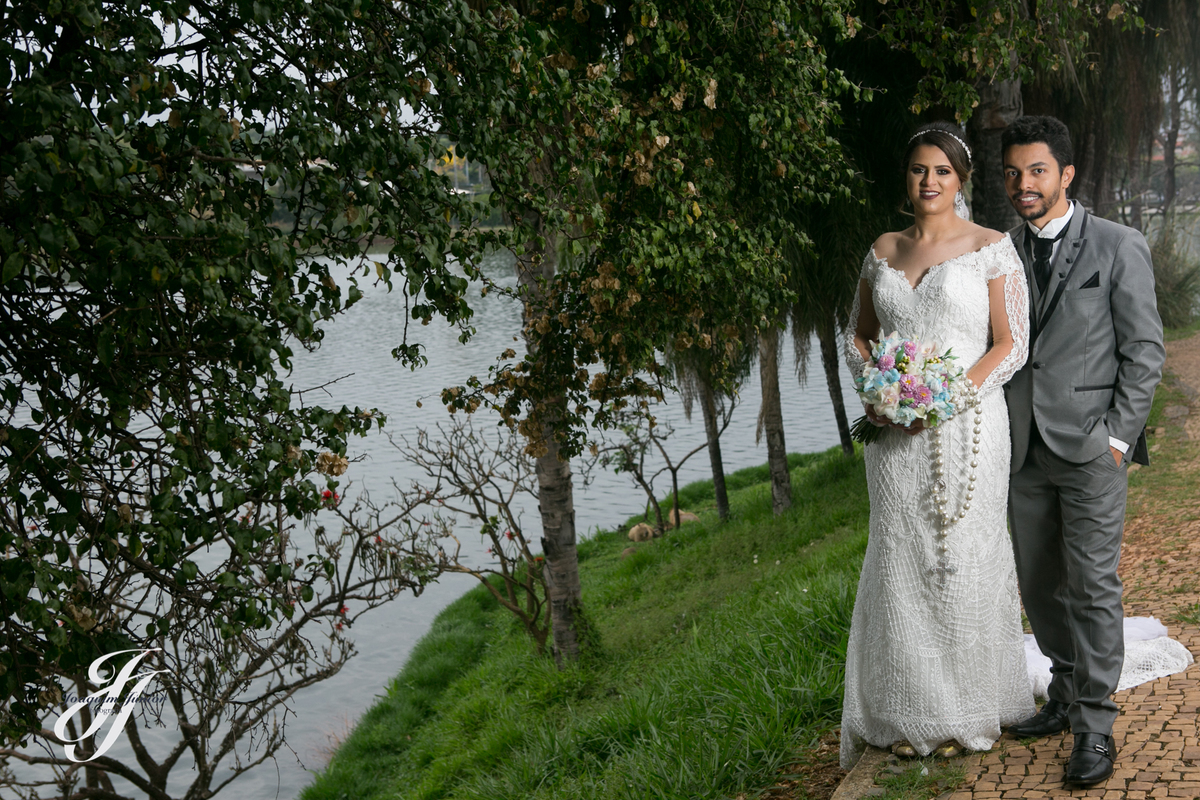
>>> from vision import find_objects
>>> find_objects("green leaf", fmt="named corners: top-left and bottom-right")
top-left (1, 254), bottom-right (24, 285)
top-left (97, 329), bottom-right (114, 368)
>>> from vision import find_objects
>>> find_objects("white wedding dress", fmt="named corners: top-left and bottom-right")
top-left (840, 235), bottom-right (1036, 768)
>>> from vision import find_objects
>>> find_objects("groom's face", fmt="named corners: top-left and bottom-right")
top-left (1003, 143), bottom-right (1076, 224)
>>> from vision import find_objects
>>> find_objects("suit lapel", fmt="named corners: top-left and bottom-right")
top-left (1011, 224), bottom-right (1048, 343)
top-left (1011, 224), bottom-right (1035, 299)
top-left (1037, 206), bottom-right (1090, 332)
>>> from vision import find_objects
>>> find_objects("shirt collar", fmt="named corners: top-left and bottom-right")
top-left (1026, 200), bottom-right (1075, 239)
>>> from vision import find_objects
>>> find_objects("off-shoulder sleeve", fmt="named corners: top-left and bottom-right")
top-left (843, 249), bottom-right (877, 378)
top-left (978, 237), bottom-right (1029, 395)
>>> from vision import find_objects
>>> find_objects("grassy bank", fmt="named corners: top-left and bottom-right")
top-left (302, 448), bottom-right (870, 800)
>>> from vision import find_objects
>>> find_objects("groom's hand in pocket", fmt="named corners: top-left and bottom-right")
top-left (1111, 445), bottom-right (1123, 466)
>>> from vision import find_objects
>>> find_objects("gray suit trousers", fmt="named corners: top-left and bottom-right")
top-left (1008, 434), bottom-right (1127, 735)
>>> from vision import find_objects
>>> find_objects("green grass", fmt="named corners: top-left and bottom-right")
top-left (873, 758), bottom-right (967, 799)
top-left (1126, 321), bottom-right (1200, 521)
top-left (1170, 602), bottom-right (1200, 627)
top-left (301, 448), bottom-right (870, 800)
top-left (1164, 316), bottom-right (1200, 342)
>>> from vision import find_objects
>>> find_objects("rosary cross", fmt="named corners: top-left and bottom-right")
top-left (928, 562), bottom-right (957, 586)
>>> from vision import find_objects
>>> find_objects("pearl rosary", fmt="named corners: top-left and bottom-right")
top-left (928, 383), bottom-right (982, 583)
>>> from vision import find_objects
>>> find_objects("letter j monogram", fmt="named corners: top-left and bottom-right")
top-left (53, 649), bottom-right (170, 763)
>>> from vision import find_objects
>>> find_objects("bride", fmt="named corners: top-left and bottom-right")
top-left (840, 121), bottom-right (1035, 767)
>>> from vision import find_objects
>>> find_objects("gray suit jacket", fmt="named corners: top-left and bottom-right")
top-left (1005, 205), bottom-right (1165, 472)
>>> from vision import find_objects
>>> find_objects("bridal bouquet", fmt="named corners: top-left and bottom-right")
top-left (850, 332), bottom-right (966, 444)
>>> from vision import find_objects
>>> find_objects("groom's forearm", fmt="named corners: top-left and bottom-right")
top-left (1106, 232), bottom-right (1165, 443)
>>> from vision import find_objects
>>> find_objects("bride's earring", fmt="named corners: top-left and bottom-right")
top-left (953, 190), bottom-right (971, 220)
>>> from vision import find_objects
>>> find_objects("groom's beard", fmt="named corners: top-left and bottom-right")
top-left (1011, 186), bottom-right (1061, 222)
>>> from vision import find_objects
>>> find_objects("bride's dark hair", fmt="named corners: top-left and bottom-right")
top-left (903, 121), bottom-right (973, 184)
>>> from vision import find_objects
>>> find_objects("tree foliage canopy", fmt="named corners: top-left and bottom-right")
top-left (0, 0), bottom-right (501, 748)
top-left (435, 0), bottom-right (863, 455)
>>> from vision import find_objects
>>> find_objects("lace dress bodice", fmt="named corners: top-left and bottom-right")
top-left (839, 235), bottom-right (1035, 767)
top-left (844, 236), bottom-right (1029, 395)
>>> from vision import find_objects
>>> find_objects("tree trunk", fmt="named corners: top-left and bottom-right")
top-left (516, 215), bottom-right (584, 665)
top-left (670, 468), bottom-right (681, 531)
top-left (757, 327), bottom-right (792, 515)
top-left (818, 316), bottom-right (854, 456)
top-left (697, 375), bottom-right (730, 520)
top-left (1130, 143), bottom-right (1148, 233)
top-left (966, 79), bottom-right (1022, 230)
top-left (534, 414), bottom-right (584, 666)
top-left (1161, 65), bottom-right (1182, 217)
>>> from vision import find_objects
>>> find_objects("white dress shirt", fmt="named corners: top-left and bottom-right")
top-left (1028, 202), bottom-right (1128, 457)
top-left (1026, 199), bottom-right (1075, 257)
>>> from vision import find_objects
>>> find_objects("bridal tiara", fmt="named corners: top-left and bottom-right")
top-left (910, 129), bottom-right (972, 162)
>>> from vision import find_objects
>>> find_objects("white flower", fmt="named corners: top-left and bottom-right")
top-left (316, 451), bottom-right (349, 477)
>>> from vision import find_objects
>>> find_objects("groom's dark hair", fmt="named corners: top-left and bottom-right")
top-left (1001, 116), bottom-right (1074, 172)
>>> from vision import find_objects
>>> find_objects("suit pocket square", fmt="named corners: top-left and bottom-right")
top-left (1080, 271), bottom-right (1100, 289)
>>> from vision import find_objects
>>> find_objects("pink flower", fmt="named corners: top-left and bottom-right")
top-left (903, 341), bottom-right (917, 357)
top-left (877, 354), bottom-right (895, 372)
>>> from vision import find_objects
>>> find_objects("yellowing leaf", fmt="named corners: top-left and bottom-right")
top-left (375, 261), bottom-right (385, 278)
top-left (691, 201), bottom-right (702, 219)
top-left (1107, 2), bottom-right (1123, 19)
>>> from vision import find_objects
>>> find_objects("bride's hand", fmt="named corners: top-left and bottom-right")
top-left (864, 406), bottom-right (888, 427)
top-left (902, 419), bottom-right (926, 436)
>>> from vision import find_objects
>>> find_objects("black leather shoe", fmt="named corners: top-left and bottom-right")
top-left (1007, 698), bottom-right (1070, 738)
top-left (1064, 732), bottom-right (1115, 786)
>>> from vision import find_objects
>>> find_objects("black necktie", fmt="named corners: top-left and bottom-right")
top-left (1031, 226), bottom-right (1069, 294)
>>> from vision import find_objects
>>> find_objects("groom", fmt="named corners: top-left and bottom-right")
top-left (1001, 115), bottom-right (1165, 786)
